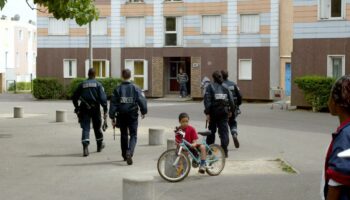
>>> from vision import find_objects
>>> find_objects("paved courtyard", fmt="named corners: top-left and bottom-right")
top-left (0, 94), bottom-right (338, 200)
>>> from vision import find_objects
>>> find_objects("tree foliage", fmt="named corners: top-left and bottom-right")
top-left (0, 0), bottom-right (99, 26)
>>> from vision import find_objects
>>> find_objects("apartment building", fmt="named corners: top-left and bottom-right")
top-left (37, 0), bottom-right (282, 100)
top-left (292, 0), bottom-right (350, 106)
top-left (0, 16), bottom-right (37, 92)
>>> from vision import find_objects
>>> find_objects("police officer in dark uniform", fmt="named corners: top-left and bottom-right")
top-left (72, 68), bottom-right (108, 157)
top-left (109, 69), bottom-right (147, 165)
top-left (221, 70), bottom-right (242, 148)
top-left (204, 71), bottom-right (235, 158)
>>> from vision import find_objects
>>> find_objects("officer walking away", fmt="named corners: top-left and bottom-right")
top-left (177, 67), bottom-right (189, 98)
top-left (204, 71), bottom-right (235, 158)
top-left (72, 68), bottom-right (108, 157)
top-left (109, 69), bottom-right (148, 165)
top-left (221, 70), bottom-right (242, 148)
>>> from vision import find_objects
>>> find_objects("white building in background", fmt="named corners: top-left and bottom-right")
top-left (0, 15), bottom-right (37, 92)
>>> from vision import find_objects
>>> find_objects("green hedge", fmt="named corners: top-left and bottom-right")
top-left (33, 78), bottom-right (64, 99)
top-left (8, 82), bottom-right (32, 91)
top-left (294, 76), bottom-right (335, 111)
top-left (65, 78), bottom-right (122, 99)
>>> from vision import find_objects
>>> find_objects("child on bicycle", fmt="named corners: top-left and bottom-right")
top-left (176, 113), bottom-right (207, 174)
top-left (323, 75), bottom-right (350, 200)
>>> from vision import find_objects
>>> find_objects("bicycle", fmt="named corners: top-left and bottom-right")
top-left (157, 126), bottom-right (226, 182)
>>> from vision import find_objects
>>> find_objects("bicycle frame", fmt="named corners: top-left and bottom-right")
top-left (172, 134), bottom-right (219, 167)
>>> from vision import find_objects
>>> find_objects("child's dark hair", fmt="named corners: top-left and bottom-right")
top-left (178, 112), bottom-right (189, 121)
top-left (331, 75), bottom-right (350, 112)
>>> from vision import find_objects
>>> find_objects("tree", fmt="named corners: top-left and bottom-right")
top-left (0, 0), bottom-right (99, 26)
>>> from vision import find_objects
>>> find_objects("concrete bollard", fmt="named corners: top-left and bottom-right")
top-left (149, 128), bottom-right (164, 145)
top-left (14, 107), bottom-right (23, 118)
top-left (56, 110), bottom-right (67, 122)
top-left (167, 138), bottom-right (176, 150)
top-left (123, 175), bottom-right (155, 200)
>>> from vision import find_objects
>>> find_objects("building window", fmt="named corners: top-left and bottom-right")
top-left (126, 17), bottom-right (145, 47)
top-left (85, 60), bottom-right (110, 78)
top-left (165, 17), bottom-right (183, 46)
top-left (202, 15), bottom-right (221, 34)
top-left (240, 14), bottom-right (260, 34)
top-left (327, 55), bottom-right (345, 79)
top-left (48, 18), bottom-right (69, 35)
top-left (319, 0), bottom-right (345, 19)
top-left (125, 59), bottom-right (148, 90)
top-left (63, 59), bottom-right (77, 78)
top-left (88, 18), bottom-right (108, 36)
top-left (239, 59), bottom-right (252, 80)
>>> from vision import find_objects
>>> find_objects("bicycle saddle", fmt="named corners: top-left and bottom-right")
top-left (198, 131), bottom-right (211, 136)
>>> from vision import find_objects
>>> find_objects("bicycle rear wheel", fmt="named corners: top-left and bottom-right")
top-left (157, 149), bottom-right (191, 182)
top-left (206, 144), bottom-right (225, 176)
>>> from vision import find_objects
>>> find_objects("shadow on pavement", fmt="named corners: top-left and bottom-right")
top-left (58, 160), bottom-right (127, 167)
top-left (29, 153), bottom-right (83, 158)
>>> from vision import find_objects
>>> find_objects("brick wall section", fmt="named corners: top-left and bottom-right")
top-left (191, 57), bottom-right (202, 98)
top-left (151, 57), bottom-right (164, 97)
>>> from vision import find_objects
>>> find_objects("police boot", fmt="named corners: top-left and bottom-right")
top-left (232, 132), bottom-right (240, 149)
top-left (83, 144), bottom-right (89, 157)
top-left (97, 142), bottom-right (105, 152)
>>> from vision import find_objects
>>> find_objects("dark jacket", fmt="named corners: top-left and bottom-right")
top-left (72, 78), bottom-right (108, 113)
top-left (203, 82), bottom-right (235, 115)
top-left (109, 81), bottom-right (147, 119)
top-left (223, 80), bottom-right (242, 106)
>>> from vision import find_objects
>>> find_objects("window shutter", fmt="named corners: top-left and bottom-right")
top-left (143, 60), bottom-right (148, 90)
top-left (63, 60), bottom-right (69, 78)
top-left (176, 17), bottom-right (183, 46)
top-left (105, 60), bottom-right (110, 77)
top-left (240, 15), bottom-right (260, 33)
top-left (320, 0), bottom-right (330, 19)
top-left (125, 60), bottom-right (135, 80)
top-left (239, 60), bottom-right (252, 80)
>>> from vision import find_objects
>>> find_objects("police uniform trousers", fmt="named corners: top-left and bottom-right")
top-left (206, 112), bottom-right (229, 153)
top-left (80, 107), bottom-right (104, 145)
top-left (118, 112), bottom-right (138, 158)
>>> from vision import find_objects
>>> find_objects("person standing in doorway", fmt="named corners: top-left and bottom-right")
top-left (177, 67), bottom-right (189, 98)
top-left (204, 71), bottom-right (235, 158)
top-left (221, 70), bottom-right (242, 148)
top-left (109, 69), bottom-right (148, 165)
top-left (72, 68), bottom-right (108, 157)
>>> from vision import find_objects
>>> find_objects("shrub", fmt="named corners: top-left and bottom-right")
top-left (294, 76), bottom-right (336, 112)
top-left (8, 82), bottom-right (32, 91)
top-left (65, 77), bottom-right (122, 99)
top-left (33, 78), bottom-right (64, 99)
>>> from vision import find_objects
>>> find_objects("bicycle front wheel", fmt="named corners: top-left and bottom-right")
top-left (206, 144), bottom-right (226, 176)
top-left (157, 149), bottom-right (191, 182)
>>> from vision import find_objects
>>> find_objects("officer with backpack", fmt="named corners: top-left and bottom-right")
top-left (221, 70), bottom-right (242, 148)
top-left (72, 68), bottom-right (108, 157)
top-left (109, 69), bottom-right (148, 165)
top-left (204, 71), bottom-right (235, 158)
